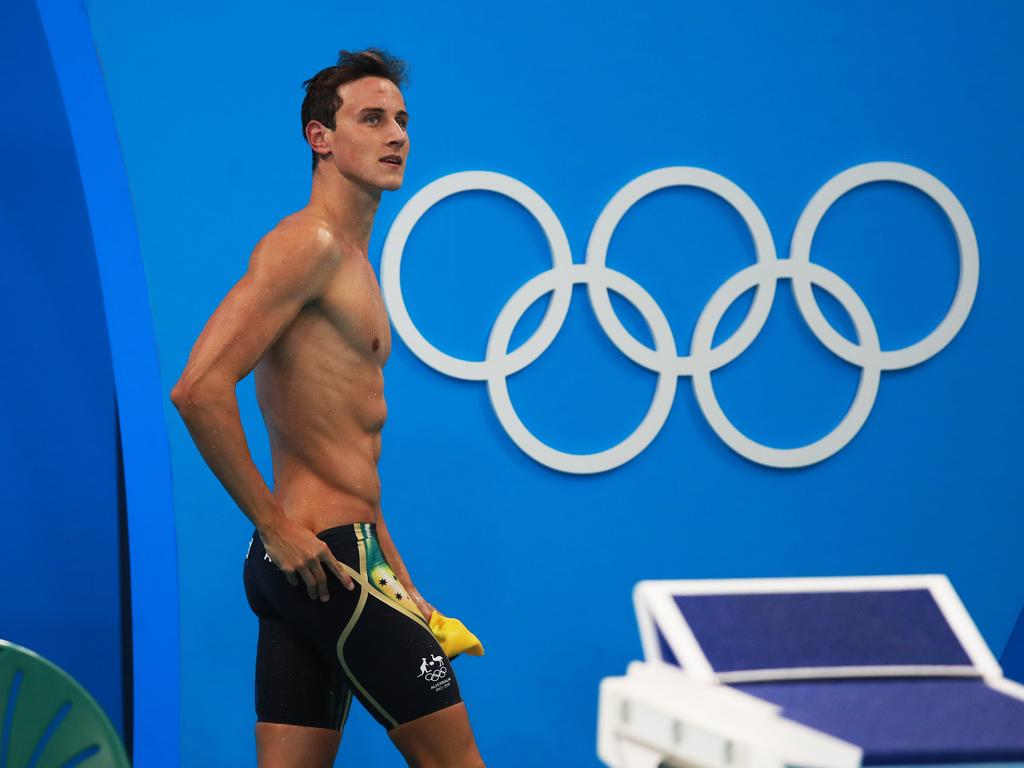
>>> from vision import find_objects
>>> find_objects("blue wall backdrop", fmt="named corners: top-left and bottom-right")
top-left (71, 1), bottom-right (1024, 765)
top-left (1, 0), bottom-right (125, 739)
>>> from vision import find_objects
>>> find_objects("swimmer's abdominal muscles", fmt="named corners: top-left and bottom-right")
top-left (259, 514), bottom-right (355, 600)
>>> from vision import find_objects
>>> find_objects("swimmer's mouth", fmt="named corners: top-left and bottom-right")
top-left (380, 155), bottom-right (403, 166)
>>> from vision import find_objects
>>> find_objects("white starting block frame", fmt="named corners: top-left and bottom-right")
top-left (597, 575), bottom-right (1024, 768)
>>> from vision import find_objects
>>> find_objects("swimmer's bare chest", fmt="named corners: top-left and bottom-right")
top-left (254, 247), bottom-right (392, 530)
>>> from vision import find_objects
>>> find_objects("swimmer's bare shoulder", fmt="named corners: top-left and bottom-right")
top-left (175, 212), bottom-right (339, 399)
top-left (206, 214), bottom-right (340, 376)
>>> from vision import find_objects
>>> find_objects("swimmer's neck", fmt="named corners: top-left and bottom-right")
top-left (305, 161), bottom-right (381, 257)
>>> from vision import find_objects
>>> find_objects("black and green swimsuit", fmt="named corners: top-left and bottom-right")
top-left (243, 522), bottom-right (461, 731)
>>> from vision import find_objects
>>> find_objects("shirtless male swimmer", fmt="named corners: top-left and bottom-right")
top-left (170, 49), bottom-right (487, 768)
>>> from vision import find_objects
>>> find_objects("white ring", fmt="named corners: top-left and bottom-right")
top-left (486, 264), bottom-right (678, 475)
top-left (381, 171), bottom-right (574, 381)
top-left (585, 167), bottom-right (778, 376)
top-left (692, 260), bottom-right (882, 468)
top-left (790, 161), bottom-right (979, 371)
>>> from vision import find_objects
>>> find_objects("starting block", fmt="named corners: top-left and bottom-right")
top-left (597, 575), bottom-right (1024, 768)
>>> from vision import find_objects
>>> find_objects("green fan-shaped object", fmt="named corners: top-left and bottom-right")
top-left (0, 640), bottom-right (130, 767)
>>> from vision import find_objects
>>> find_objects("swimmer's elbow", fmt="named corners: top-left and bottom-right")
top-left (170, 379), bottom-right (196, 412)
top-left (170, 373), bottom-right (233, 413)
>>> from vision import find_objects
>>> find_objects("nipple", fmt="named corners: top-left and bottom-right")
top-left (372, 337), bottom-right (380, 351)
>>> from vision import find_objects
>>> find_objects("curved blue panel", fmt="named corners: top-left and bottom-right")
top-left (33, 0), bottom-right (180, 764)
top-left (0, 0), bottom-right (124, 739)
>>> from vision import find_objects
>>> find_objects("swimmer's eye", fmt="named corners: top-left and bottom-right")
top-left (364, 114), bottom-right (408, 130)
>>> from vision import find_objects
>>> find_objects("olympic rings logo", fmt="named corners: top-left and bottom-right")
top-left (381, 163), bottom-right (978, 473)
top-left (424, 666), bottom-right (447, 682)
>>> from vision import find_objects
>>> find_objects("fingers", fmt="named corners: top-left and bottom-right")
top-left (322, 553), bottom-right (356, 591)
top-left (283, 564), bottom-right (322, 599)
top-left (275, 540), bottom-right (356, 599)
top-left (300, 559), bottom-right (330, 601)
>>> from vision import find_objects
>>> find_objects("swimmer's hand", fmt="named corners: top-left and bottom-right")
top-left (429, 610), bottom-right (484, 659)
top-left (260, 517), bottom-right (356, 601)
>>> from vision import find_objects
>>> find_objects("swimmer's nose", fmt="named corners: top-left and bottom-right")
top-left (385, 123), bottom-right (407, 146)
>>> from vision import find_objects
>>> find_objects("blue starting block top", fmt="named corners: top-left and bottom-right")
top-left (676, 588), bottom-right (972, 673)
top-left (632, 576), bottom-right (1024, 765)
top-left (734, 678), bottom-right (1024, 765)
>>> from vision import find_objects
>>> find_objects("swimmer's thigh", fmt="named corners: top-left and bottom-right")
top-left (253, 615), bottom-right (352, 767)
top-left (388, 702), bottom-right (485, 768)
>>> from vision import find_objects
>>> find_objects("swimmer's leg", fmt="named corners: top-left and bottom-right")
top-left (388, 702), bottom-right (485, 768)
top-left (255, 723), bottom-right (340, 768)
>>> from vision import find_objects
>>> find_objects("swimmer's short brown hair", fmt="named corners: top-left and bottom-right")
top-left (301, 48), bottom-right (409, 172)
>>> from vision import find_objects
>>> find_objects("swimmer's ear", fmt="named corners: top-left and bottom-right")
top-left (305, 120), bottom-right (333, 161)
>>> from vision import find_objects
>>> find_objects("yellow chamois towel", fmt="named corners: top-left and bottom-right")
top-left (429, 611), bottom-right (484, 659)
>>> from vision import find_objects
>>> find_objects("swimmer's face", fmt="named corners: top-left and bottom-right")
top-left (327, 76), bottom-right (409, 193)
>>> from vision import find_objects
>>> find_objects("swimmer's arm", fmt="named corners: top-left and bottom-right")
top-left (169, 223), bottom-right (354, 598)
top-left (375, 510), bottom-right (435, 622)
top-left (170, 223), bottom-right (337, 529)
